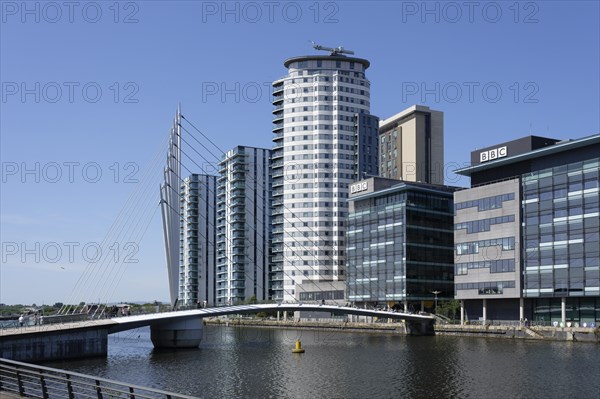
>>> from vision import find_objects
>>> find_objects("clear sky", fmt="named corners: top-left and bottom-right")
top-left (1, 1), bottom-right (598, 305)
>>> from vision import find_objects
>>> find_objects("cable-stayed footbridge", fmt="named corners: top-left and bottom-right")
top-left (1, 107), bottom-right (435, 363)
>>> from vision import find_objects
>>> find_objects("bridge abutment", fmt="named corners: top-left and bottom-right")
top-left (405, 320), bottom-right (435, 336)
top-left (0, 328), bottom-right (108, 362)
top-left (150, 318), bottom-right (203, 349)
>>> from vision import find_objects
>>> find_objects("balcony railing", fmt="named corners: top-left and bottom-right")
top-left (0, 358), bottom-right (195, 399)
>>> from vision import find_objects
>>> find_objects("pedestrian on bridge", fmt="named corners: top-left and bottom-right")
top-left (18, 315), bottom-right (24, 327)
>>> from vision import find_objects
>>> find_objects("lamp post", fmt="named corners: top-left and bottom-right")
top-left (431, 290), bottom-right (441, 313)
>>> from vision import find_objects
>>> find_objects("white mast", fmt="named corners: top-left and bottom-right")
top-left (160, 106), bottom-right (182, 308)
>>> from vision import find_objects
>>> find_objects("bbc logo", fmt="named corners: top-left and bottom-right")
top-left (480, 146), bottom-right (507, 163)
top-left (350, 181), bottom-right (368, 194)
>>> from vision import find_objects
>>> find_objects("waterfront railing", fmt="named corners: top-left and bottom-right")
top-left (0, 358), bottom-right (197, 399)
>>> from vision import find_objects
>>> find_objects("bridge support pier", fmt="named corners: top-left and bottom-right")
top-left (150, 318), bottom-right (203, 349)
top-left (405, 319), bottom-right (435, 336)
top-left (0, 328), bottom-right (108, 362)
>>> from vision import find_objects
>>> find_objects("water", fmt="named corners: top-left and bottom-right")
top-left (46, 325), bottom-right (600, 398)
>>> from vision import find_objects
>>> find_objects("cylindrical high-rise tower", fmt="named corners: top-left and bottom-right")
top-left (271, 51), bottom-right (374, 302)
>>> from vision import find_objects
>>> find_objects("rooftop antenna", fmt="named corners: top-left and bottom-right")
top-left (310, 40), bottom-right (354, 56)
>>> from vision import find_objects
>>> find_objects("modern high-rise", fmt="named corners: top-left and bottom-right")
top-left (216, 146), bottom-right (272, 305)
top-left (355, 113), bottom-right (380, 179)
top-left (179, 174), bottom-right (217, 307)
top-left (347, 177), bottom-right (456, 311)
top-left (454, 134), bottom-right (600, 325)
top-left (379, 105), bottom-right (444, 184)
top-left (271, 49), bottom-right (379, 302)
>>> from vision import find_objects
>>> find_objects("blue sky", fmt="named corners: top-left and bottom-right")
top-left (1, 1), bottom-right (599, 305)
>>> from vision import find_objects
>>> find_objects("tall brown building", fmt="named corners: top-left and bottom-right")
top-left (379, 105), bottom-right (444, 185)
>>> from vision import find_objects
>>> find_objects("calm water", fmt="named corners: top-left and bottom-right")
top-left (47, 325), bottom-right (599, 399)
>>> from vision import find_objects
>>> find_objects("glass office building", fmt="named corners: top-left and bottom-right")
top-left (522, 156), bottom-right (599, 324)
top-left (455, 134), bottom-right (600, 325)
top-left (347, 177), bottom-right (456, 311)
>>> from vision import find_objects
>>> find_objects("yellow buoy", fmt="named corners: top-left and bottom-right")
top-left (292, 339), bottom-right (305, 353)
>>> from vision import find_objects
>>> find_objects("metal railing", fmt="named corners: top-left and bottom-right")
top-left (0, 358), bottom-right (197, 399)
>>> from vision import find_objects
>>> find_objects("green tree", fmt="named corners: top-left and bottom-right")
top-left (436, 300), bottom-right (460, 320)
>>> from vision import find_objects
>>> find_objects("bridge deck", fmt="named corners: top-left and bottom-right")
top-left (1, 304), bottom-right (433, 337)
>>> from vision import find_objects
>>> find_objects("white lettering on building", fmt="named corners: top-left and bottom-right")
top-left (480, 146), bottom-right (507, 163)
top-left (350, 181), bottom-right (368, 194)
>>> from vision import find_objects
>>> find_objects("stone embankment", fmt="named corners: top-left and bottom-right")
top-left (205, 318), bottom-right (600, 342)
top-left (204, 318), bottom-right (407, 334)
top-left (434, 324), bottom-right (600, 342)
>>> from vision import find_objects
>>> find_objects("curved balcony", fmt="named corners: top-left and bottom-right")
top-left (272, 124), bottom-right (284, 134)
top-left (272, 84), bottom-right (284, 96)
top-left (231, 207), bottom-right (245, 215)
top-left (272, 180), bottom-right (283, 189)
top-left (271, 160), bottom-right (284, 168)
top-left (231, 223), bottom-right (245, 231)
top-left (272, 216), bottom-right (283, 225)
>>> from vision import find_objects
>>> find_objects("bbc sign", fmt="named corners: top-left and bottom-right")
top-left (350, 181), bottom-right (368, 194)
top-left (480, 146), bottom-right (507, 163)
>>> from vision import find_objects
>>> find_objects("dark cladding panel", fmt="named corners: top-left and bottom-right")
top-left (471, 136), bottom-right (560, 166)
top-left (355, 113), bottom-right (380, 179)
top-left (471, 141), bottom-right (600, 186)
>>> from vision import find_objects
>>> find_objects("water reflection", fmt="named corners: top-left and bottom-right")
top-left (45, 326), bottom-right (600, 398)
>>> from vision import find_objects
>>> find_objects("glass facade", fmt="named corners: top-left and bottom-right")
top-left (299, 290), bottom-right (345, 301)
top-left (456, 281), bottom-right (516, 295)
top-left (455, 259), bottom-right (516, 275)
top-left (522, 157), bottom-right (600, 298)
top-left (531, 297), bottom-right (600, 325)
top-left (354, 113), bottom-right (379, 178)
top-left (454, 134), bottom-right (599, 323)
top-left (455, 193), bottom-right (515, 211)
top-left (347, 183), bottom-right (455, 306)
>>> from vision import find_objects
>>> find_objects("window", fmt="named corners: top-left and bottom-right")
top-left (455, 193), bottom-right (515, 212)
top-left (455, 237), bottom-right (515, 255)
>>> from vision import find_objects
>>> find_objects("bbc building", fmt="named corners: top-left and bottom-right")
top-left (347, 177), bottom-right (456, 312)
top-left (454, 134), bottom-right (600, 326)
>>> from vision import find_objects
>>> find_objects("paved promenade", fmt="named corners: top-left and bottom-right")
top-left (0, 319), bottom-right (117, 337)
